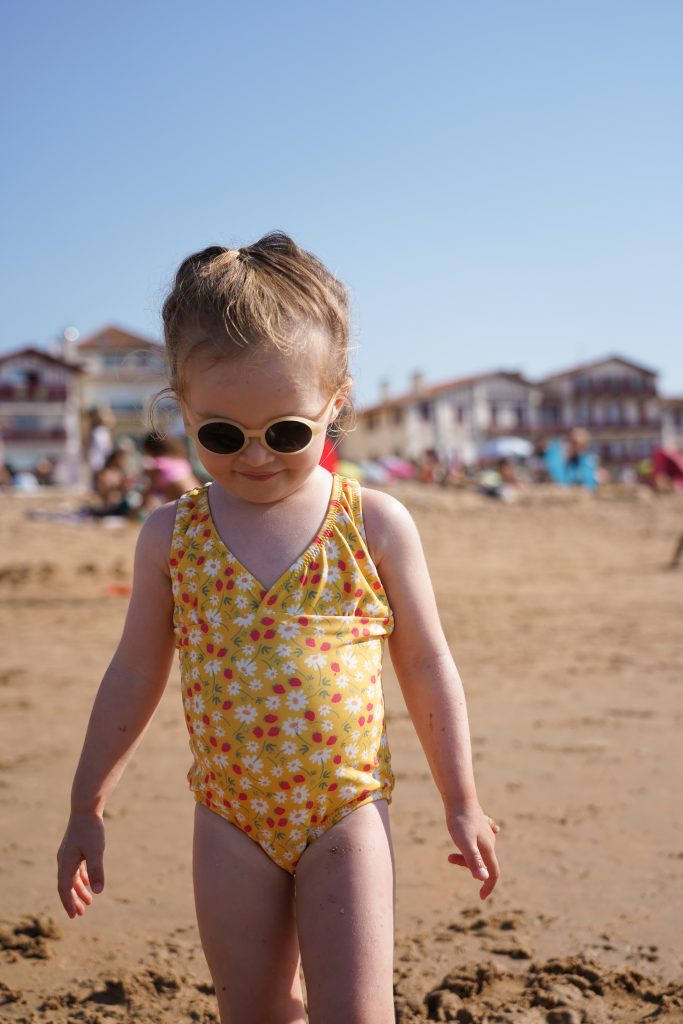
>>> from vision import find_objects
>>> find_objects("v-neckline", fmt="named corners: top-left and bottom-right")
top-left (203, 473), bottom-right (342, 599)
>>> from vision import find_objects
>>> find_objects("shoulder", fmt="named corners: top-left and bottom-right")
top-left (134, 500), bottom-right (179, 576)
top-left (359, 486), bottom-right (421, 569)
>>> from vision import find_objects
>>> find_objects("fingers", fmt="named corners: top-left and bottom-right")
top-left (449, 840), bottom-right (500, 899)
top-left (462, 841), bottom-right (491, 884)
top-left (477, 842), bottom-right (500, 900)
top-left (57, 836), bottom-right (105, 918)
top-left (447, 814), bottom-right (501, 900)
top-left (85, 848), bottom-right (105, 895)
top-left (57, 846), bottom-right (87, 918)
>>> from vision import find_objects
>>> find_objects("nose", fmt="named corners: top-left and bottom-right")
top-left (238, 438), bottom-right (275, 467)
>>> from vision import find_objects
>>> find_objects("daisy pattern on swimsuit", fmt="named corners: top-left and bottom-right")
top-left (170, 475), bottom-right (395, 873)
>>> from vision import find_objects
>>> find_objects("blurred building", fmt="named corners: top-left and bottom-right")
top-left (0, 347), bottom-right (83, 483)
top-left (342, 354), bottom-right (675, 467)
top-left (342, 370), bottom-right (540, 465)
top-left (538, 356), bottom-right (660, 466)
top-left (75, 325), bottom-right (169, 438)
top-left (661, 397), bottom-right (683, 451)
top-left (344, 368), bottom-right (540, 464)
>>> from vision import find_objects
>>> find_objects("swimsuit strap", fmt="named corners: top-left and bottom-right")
top-left (341, 475), bottom-right (363, 531)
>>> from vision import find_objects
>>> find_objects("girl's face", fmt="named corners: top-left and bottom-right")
top-left (180, 339), bottom-right (344, 504)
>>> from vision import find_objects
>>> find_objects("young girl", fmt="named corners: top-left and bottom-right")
top-left (57, 232), bottom-right (500, 1024)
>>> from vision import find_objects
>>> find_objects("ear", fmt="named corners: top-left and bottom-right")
top-left (330, 377), bottom-right (353, 422)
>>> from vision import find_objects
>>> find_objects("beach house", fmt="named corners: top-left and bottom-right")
top-left (0, 347), bottom-right (84, 483)
top-left (341, 370), bottom-right (541, 465)
top-left (75, 325), bottom-right (169, 438)
top-left (538, 355), bottom-right (661, 465)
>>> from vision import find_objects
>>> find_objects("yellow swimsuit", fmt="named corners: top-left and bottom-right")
top-left (170, 474), bottom-right (394, 873)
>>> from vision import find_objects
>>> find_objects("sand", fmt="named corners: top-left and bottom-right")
top-left (1, 483), bottom-right (682, 1023)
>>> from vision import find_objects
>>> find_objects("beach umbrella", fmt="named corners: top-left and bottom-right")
top-left (480, 436), bottom-right (533, 459)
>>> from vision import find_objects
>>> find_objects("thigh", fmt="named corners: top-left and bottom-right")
top-left (193, 804), bottom-right (306, 1024)
top-left (295, 800), bottom-right (395, 1024)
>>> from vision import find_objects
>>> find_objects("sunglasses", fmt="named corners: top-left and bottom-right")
top-left (188, 394), bottom-right (339, 456)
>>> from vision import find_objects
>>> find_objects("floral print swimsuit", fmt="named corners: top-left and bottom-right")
top-left (170, 474), bottom-right (395, 873)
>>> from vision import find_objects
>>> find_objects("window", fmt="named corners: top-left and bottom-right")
top-left (15, 414), bottom-right (42, 429)
top-left (392, 407), bottom-right (403, 425)
top-left (418, 401), bottom-right (432, 421)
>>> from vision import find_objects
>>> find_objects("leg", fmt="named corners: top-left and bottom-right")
top-left (193, 804), bottom-right (306, 1024)
top-left (295, 800), bottom-right (395, 1024)
top-left (669, 530), bottom-right (683, 569)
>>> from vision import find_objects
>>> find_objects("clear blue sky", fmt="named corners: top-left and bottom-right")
top-left (2, 1), bottom-right (682, 405)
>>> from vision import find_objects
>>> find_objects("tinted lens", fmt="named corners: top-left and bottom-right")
top-left (265, 420), bottom-right (313, 453)
top-left (197, 421), bottom-right (245, 454)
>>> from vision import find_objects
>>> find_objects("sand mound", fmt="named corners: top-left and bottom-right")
top-left (2, 907), bottom-right (681, 1023)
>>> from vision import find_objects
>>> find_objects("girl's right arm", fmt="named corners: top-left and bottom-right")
top-left (56, 503), bottom-right (177, 918)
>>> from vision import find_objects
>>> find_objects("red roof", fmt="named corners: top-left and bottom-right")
top-left (77, 325), bottom-right (162, 352)
top-left (0, 346), bottom-right (83, 373)
top-left (360, 370), bottom-right (532, 416)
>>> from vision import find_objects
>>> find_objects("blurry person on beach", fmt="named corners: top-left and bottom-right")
top-left (478, 458), bottom-right (519, 502)
top-left (668, 531), bottom-right (683, 570)
top-left (57, 232), bottom-right (499, 1024)
top-left (138, 432), bottom-right (199, 510)
top-left (85, 407), bottom-right (115, 485)
top-left (89, 446), bottom-right (138, 518)
top-left (545, 427), bottom-right (598, 489)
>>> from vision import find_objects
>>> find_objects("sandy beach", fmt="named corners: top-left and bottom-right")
top-left (1, 483), bottom-right (682, 1023)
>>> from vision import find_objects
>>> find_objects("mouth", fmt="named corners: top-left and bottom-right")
top-left (238, 471), bottom-right (279, 481)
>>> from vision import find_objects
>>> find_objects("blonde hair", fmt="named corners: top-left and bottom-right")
top-left (160, 232), bottom-right (351, 400)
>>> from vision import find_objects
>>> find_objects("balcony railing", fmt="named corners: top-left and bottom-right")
top-left (2, 427), bottom-right (68, 442)
top-left (570, 379), bottom-right (656, 398)
top-left (0, 384), bottom-right (69, 401)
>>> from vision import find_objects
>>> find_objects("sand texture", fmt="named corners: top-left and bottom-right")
top-left (1, 484), bottom-right (682, 1023)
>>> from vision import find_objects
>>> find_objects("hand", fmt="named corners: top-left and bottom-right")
top-left (57, 812), bottom-right (106, 918)
top-left (446, 805), bottom-right (500, 900)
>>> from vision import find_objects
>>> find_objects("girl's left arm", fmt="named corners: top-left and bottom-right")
top-left (362, 488), bottom-right (500, 900)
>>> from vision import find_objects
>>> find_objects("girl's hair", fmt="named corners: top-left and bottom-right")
top-left (159, 231), bottom-right (351, 403)
top-left (141, 432), bottom-right (188, 458)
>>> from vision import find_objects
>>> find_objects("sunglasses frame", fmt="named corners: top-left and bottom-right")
top-left (188, 393), bottom-right (340, 456)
